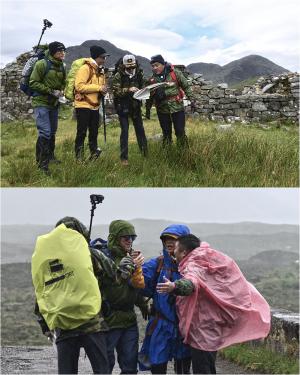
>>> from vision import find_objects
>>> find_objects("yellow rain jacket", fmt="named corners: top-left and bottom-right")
top-left (74, 58), bottom-right (106, 110)
top-left (32, 224), bottom-right (101, 330)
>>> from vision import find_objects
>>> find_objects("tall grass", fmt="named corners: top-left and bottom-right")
top-left (1, 108), bottom-right (299, 187)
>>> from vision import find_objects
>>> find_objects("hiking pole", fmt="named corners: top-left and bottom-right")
top-left (88, 194), bottom-right (104, 239)
top-left (35, 19), bottom-right (53, 53)
top-left (102, 96), bottom-right (107, 143)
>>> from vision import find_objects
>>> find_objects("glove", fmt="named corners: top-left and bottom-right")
top-left (118, 256), bottom-right (135, 280)
top-left (139, 302), bottom-right (151, 320)
top-left (51, 89), bottom-right (62, 98)
top-left (154, 87), bottom-right (166, 102)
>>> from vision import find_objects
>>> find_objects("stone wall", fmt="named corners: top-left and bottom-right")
top-left (249, 309), bottom-right (299, 358)
top-left (187, 72), bottom-right (299, 124)
top-left (1, 52), bottom-right (299, 124)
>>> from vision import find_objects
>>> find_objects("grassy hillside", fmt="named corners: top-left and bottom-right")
top-left (1, 106), bottom-right (298, 187)
top-left (1, 253), bottom-right (298, 346)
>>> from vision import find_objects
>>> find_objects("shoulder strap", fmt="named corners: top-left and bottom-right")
top-left (152, 255), bottom-right (164, 287)
top-left (170, 65), bottom-right (185, 99)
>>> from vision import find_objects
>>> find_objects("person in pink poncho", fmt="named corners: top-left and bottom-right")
top-left (157, 234), bottom-right (271, 374)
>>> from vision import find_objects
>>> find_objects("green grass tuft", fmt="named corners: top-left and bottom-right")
top-left (220, 343), bottom-right (299, 374)
top-left (1, 107), bottom-right (299, 187)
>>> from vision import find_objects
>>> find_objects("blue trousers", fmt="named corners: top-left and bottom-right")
top-left (105, 324), bottom-right (139, 374)
top-left (34, 106), bottom-right (58, 140)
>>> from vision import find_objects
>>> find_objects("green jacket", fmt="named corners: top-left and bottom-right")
top-left (148, 63), bottom-right (194, 114)
top-left (112, 66), bottom-right (145, 116)
top-left (29, 50), bottom-right (66, 108)
top-left (102, 220), bottom-right (141, 329)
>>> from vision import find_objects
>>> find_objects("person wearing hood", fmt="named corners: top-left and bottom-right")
top-left (32, 216), bottom-right (113, 374)
top-left (112, 55), bottom-right (148, 165)
top-left (29, 41), bottom-right (66, 174)
top-left (74, 45), bottom-right (109, 160)
top-left (157, 234), bottom-right (271, 374)
top-left (147, 55), bottom-right (196, 147)
top-left (102, 220), bottom-right (146, 374)
top-left (138, 224), bottom-right (192, 374)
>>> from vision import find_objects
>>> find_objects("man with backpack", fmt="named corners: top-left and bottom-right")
top-left (73, 45), bottom-right (109, 160)
top-left (138, 224), bottom-right (192, 374)
top-left (29, 41), bottom-right (66, 175)
top-left (112, 55), bottom-right (148, 165)
top-left (32, 217), bottom-right (112, 374)
top-left (147, 55), bottom-right (195, 146)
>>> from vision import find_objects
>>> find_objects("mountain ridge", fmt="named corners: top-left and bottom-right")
top-left (63, 40), bottom-right (290, 85)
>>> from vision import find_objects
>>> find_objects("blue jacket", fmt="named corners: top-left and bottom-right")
top-left (139, 224), bottom-right (191, 368)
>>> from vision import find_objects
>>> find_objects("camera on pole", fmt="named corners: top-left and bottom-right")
top-left (35, 19), bottom-right (53, 53)
top-left (88, 194), bottom-right (104, 239)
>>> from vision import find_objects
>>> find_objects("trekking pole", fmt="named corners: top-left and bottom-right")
top-left (35, 19), bottom-right (53, 53)
top-left (88, 194), bottom-right (104, 239)
top-left (102, 96), bottom-right (107, 143)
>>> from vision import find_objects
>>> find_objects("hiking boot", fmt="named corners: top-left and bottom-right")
top-left (89, 147), bottom-right (102, 161)
top-left (49, 157), bottom-right (62, 164)
top-left (121, 159), bottom-right (129, 166)
top-left (38, 165), bottom-right (51, 176)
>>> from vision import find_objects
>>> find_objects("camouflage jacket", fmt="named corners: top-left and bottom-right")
top-left (174, 278), bottom-right (195, 296)
top-left (112, 65), bottom-right (145, 116)
top-left (147, 63), bottom-right (195, 114)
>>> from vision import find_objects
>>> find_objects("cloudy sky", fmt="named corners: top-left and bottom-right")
top-left (1, 0), bottom-right (299, 71)
top-left (1, 188), bottom-right (299, 225)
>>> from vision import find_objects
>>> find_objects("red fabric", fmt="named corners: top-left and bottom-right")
top-left (176, 242), bottom-right (271, 351)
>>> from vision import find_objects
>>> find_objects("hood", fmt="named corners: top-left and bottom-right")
top-left (107, 220), bottom-right (136, 258)
top-left (160, 224), bottom-right (190, 240)
top-left (55, 216), bottom-right (89, 242)
top-left (161, 224), bottom-right (190, 263)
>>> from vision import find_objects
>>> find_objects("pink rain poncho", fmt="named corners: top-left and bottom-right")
top-left (176, 242), bottom-right (271, 351)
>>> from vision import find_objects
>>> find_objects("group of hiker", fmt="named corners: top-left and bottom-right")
top-left (32, 218), bottom-right (271, 374)
top-left (27, 41), bottom-right (196, 174)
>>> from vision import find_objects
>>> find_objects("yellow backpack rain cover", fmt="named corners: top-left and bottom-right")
top-left (32, 224), bottom-right (101, 330)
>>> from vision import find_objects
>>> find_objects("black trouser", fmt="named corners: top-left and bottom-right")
top-left (118, 112), bottom-right (147, 161)
top-left (157, 110), bottom-right (187, 145)
top-left (75, 108), bottom-right (100, 159)
top-left (56, 331), bottom-right (109, 374)
top-left (151, 357), bottom-right (191, 374)
top-left (190, 347), bottom-right (217, 374)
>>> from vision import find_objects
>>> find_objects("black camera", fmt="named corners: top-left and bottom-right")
top-left (43, 19), bottom-right (53, 29)
top-left (90, 194), bottom-right (104, 205)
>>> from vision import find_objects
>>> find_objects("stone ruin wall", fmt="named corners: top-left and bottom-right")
top-left (1, 52), bottom-right (299, 124)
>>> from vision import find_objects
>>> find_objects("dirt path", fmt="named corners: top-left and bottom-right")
top-left (1, 346), bottom-right (256, 374)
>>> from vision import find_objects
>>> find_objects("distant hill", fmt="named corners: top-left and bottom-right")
top-left (65, 40), bottom-right (153, 76)
top-left (1, 221), bottom-right (298, 263)
top-left (63, 40), bottom-right (290, 85)
top-left (187, 55), bottom-right (290, 86)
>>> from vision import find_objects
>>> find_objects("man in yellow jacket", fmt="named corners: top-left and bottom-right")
top-left (74, 45), bottom-right (109, 160)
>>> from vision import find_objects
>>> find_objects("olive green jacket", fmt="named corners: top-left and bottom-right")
top-left (148, 63), bottom-right (195, 114)
top-left (29, 50), bottom-right (66, 108)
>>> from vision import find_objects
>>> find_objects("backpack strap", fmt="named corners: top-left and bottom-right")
top-left (169, 65), bottom-right (185, 102)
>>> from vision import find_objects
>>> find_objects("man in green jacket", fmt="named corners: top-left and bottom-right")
top-left (102, 219), bottom-right (146, 374)
top-left (29, 41), bottom-right (66, 174)
top-left (112, 55), bottom-right (148, 165)
top-left (147, 55), bottom-right (195, 146)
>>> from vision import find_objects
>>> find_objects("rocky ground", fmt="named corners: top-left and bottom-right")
top-left (1, 346), bottom-right (257, 374)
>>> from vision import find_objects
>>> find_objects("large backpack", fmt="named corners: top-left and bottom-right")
top-left (31, 224), bottom-right (101, 331)
top-left (64, 58), bottom-right (94, 101)
top-left (20, 50), bottom-right (65, 97)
